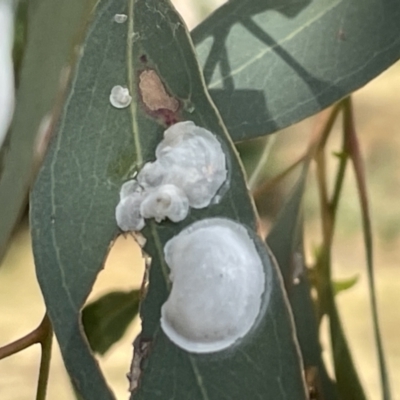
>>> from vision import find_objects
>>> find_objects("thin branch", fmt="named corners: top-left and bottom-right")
top-left (0, 315), bottom-right (47, 359)
top-left (313, 97), bottom-right (367, 400)
top-left (252, 103), bottom-right (343, 201)
top-left (309, 102), bottom-right (343, 158)
top-left (315, 149), bottom-right (330, 246)
top-left (344, 97), bottom-right (391, 400)
top-left (252, 153), bottom-right (307, 199)
top-left (327, 105), bottom-right (350, 242)
top-left (0, 314), bottom-right (53, 400)
top-left (36, 315), bottom-right (53, 400)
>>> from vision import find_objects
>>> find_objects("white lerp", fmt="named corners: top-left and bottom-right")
top-left (161, 218), bottom-right (265, 353)
top-left (115, 121), bottom-right (227, 231)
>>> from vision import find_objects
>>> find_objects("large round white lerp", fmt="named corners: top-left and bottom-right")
top-left (161, 218), bottom-right (266, 353)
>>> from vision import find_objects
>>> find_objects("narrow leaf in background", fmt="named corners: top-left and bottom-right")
top-left (312, 102), bottom-right (368, 400)
top-left (82, 290), bottom-right (140, 355)
top-left (333, 275), bottom-right (359, 295)
top-left (267, 165), bottom-right (339, 400)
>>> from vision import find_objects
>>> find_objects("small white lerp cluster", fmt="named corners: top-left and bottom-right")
top-left (115, 121), bottom-right (227, 231)
top-left (160, 218), bottom-right (265, 353)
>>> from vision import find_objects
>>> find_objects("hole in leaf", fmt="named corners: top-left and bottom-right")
top-left (0, 221), bottom-right (75, 398)
top-left (82, 234), bottom-right (145, 398)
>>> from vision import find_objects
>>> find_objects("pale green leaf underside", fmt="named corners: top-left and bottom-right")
top-left (31, 0), bottom-right (308, 399)
top-left (192, 0), bottom-right (400, 141)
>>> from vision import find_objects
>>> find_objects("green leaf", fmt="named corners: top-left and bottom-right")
top-left (31, 0), bottom-right (308, 399)
top-left (82, 290), bottom-right (140, 355)
top-left (192, 0), bottom-right (400, 142)
top-left (0, 0), bottom-right (96, 261)
top-left (328, 297), bottom-right (367, 400)
top-left (333, 275), bottom-right (359, 295)
top-left (267, 164), bottom-right (338, 400)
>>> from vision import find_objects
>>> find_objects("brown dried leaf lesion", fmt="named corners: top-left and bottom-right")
top-left (139, 69), bottom-right (179, 112)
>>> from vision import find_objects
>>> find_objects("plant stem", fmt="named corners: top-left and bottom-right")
top-left (309, 103), bottom-right (343, 158)
top-left (343, 97), bottom-right (391, 400)
top-left (252, 153), bottom-right (306, 199)
top-left (0, 320), bottom-right (42, 359)
top-left (0, 314), bottom-right (53, 400)
top-left (36, 315), bottom-right (53, 400)
top-left (313, 97), bottom-right (367, 400)
top-left (315, 149), bottom-right (330, 246)
top-left (252, 103), bottom-right (343, 200)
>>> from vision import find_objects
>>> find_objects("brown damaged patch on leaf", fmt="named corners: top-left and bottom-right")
top-left (305, 366), bottom-right (323, 400)
top-left (127, 248), bottom-right (151, 393)
top-left (128, 335), bottom-right (151, 393)
top-left (139, 69), bottom-right (179, 113)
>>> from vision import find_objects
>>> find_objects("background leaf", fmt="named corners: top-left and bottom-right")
top-left (267, 164), bottom-right (339, 400)
top-left (192, 0), bottom-right (400, 142)
top-left (31, 0), bottom-right (308, 399)
top-left (82, 290), bottom-right (140, 355)
top-left (0, 0), bottom-right (95, 261)
top-left (333, 275), bottom-right (359, 295)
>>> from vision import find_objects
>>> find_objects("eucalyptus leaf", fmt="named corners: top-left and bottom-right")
top-left (333, 275), bottom-right (359, 295)
top-left (82, 290), bottom-right (140, 355)
top-left (31, 0), bottom-right (308, 399)
top-left (267, 164), bottom-right (338, 400)
top-left (328, 298), bottom-right (367, 400)
top-left (0, 0), bottom-right (96, 261)
top-left (192, 0), bottom-right (400, 142)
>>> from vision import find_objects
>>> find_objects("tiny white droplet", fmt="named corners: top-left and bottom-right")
top-left (185, 103), bottom-right (195, 113)
top-left (114, 14), bottom-right (127, 23)
top-left (110, 85), bottom-right (132, 109)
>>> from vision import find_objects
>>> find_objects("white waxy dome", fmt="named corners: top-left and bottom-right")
top-left (161, 218), bottom-right (266, 353)
top-left (109, 85), bottom-right (132, 109)
top-left (153, 121), bottom-right (227, 208)
top-left (140, 184), bottom-right (189, 223)
top-left (115, 121), bottom-right (228, 231)
top-left (115, 183), bottom-right (144, 231)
